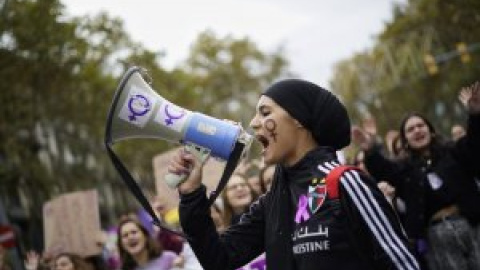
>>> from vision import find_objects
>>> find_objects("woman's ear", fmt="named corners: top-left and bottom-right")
top-left (294, 119), bottom-right (303, 128)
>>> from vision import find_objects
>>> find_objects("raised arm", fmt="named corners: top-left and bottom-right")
top-left (453, 81), bottom-right (480, 173)
top-left (351, 126), bottom-right (405, 187)
top-left (459, 81), bottom-right (480, 114)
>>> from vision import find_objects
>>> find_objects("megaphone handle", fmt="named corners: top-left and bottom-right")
top-left (164, 144), bottom-right (210, 189)
top-left (164, 173), bottom-right (188, 189)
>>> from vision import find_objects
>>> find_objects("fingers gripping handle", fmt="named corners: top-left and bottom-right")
top-left (164, 173), bottom-right (188, 189)
top-left (164, 144), bottom-right (210, 189)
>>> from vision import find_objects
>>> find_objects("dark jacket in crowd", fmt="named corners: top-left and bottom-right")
top-left (157, 229), bottom-right (184, 255)
top-left (179, 148), bottom-right (419, 270)
top-left (364, 113), bottom-right (480, 239)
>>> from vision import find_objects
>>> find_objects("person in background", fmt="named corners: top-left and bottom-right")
top-left (53, 253), bottom-right (93, 270)
top-left (220, 174), bottom-right (254, 226)
top-left (210, 203), bottom-right (226, 233)
top-left (95, 228), bottom-right (121, 270)
top-left (169, 79), bottom-right (419, 270)
top-left (24, 250), bottom-right (40, 270)
top-left (171, 203), bottom-right (226, 270)
top-left (244, 162), bottom-right (263, 199)
top-left (352, 81), bottom-right (480, 270)
top-left (390, 134), bottom-right (407, 160)
top-left (0, 246), bottom-right (11, 270)
top-left (258, 164), bottom-right (275, 193)
top-left (384, 130), bottom-right (400, 158)
top-left (24, 250), bottom-right (61, 270)
top-left (117, 217), bottom-right (177, 270)
top-left (151, 196), bottom-right (184, 255)
top-left (450, 124), bottom-right (466, 141)
top-left (352, 150), bottom-right (368, 173)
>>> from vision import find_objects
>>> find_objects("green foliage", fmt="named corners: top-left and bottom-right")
top-left (185, 30), bottom-right (291, 125)
top-left (1, 0), bottom-right (134, 219)
top-left (330, 0), bottom-right (480, 139)
top-left (0, 0), bottom-right (291, 225)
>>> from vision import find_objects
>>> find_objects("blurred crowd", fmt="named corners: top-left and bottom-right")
top-left (350, 81), bottom-right (480, 269)
top-left (0, 81), bottom-right (479, 270)
top-left (0, 157), bottom-right (275, 270)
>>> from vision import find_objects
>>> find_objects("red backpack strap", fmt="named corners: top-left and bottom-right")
top-left (326, 165), bottom-right (360, 199)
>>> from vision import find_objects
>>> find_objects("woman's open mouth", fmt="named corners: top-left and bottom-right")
top-left (414, 134), bottom-right (426, 143)
top-left (256, 135), bottom-right (270, 153)
top-left (127, 240), bottom-right (140, 249)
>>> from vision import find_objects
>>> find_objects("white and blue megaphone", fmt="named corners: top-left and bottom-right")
top-left (105, 67), bottom-right (253, 215)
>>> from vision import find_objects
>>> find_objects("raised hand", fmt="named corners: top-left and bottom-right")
top-left (459, 81), bottom-right (480, 114)
top-left (172, 254), bottom-right (185, 268)
top-left (378, 181), bottom-right (396, 199)
top-left (24, 251), bottom-right (40, 270)
top-left (362, 117), bottom-right (378, 137)
top-left (351, 125), bottom-right (375, 151)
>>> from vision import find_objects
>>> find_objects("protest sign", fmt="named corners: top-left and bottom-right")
top-left (43, 189), bottom-right (102, 257)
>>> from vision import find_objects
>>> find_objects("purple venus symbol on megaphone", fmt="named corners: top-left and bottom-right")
top-left (128, 94), bottom-right (151, 121)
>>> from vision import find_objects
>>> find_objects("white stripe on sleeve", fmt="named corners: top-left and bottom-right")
top-left (341, 171), bottom-right (419, 270)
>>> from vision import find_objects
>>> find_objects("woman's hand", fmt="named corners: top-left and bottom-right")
top-left (168, 148), bottom-right (204, 194)
top-left (459, 81), bottom-right (480, 114)
top-left (351, 125), bottom-right (376, 151)
top-left (378, 181), bottom-right (396, 199)
top-left (24, 251), bottom-right (40, 270)
top-left (172, 254), bottom-right (185, 268)
top-left (362, 117), bottom-right (378, 137)
top-left (95, 231), bottom-right (107, 247)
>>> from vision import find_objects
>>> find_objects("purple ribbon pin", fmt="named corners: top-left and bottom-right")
top-left (164, 104), bottom-right (185, 126)
top-left (128, 94), bottom-right (151, 121)
top-left (295, 195), bottom-right (311, 224)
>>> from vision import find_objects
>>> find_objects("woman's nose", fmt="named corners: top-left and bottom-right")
top-left (249, 115), bottom-right (260, 130)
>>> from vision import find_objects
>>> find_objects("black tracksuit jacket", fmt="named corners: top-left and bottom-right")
top-left (179, 148), bottom-right (420, 270)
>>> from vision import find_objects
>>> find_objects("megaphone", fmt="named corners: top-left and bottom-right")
top-left (104, 67), bottom-right (252, 236)
top-left (105, 66), bottom-right (252, 185)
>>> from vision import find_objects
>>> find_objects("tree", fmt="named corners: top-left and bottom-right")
top-left (0, 0), bottom-right (150, 229)
top-left (184, 30), bottom-right (292, 125)
top-left (330, 0), bottom-right (480, 138)
top-left (0, 0), bottom-right (293, 237)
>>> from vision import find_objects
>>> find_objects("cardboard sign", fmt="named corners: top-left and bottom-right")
top-left (43, 189), bottom-right (102, 257)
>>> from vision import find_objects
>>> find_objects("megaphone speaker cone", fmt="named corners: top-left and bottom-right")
top-left (105, 67), bottom-right (193, 145)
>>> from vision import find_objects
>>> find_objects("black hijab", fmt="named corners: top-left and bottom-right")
top-left (263, 79), bottom-right (351, 150)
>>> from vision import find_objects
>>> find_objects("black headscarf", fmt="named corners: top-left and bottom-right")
top-left (263, 79), bottom-right (351, 150)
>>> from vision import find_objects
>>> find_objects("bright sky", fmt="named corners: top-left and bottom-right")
top-left (62, 0), bottom-right (404, 88)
